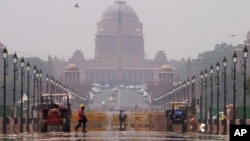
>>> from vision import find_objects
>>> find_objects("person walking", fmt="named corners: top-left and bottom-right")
top-left (75, 104), bottom-right (87, 132)
top-left (119, 110), bottom-right (127, 130)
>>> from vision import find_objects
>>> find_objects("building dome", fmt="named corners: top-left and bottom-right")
top-left (66, 64), bottom-right (79, 71)
top-left (101, 1), bottom-right (139, 21)
top-left (160, 65), bottom-right (173, 72)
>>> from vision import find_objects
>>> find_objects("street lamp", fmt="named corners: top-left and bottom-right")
top-left (215, 61), bottom-right (220, 134)
top-left (204, 69), bottom-right (208, 133)
top-left (39, 70), bottom-right (42, 106)
top-left (50, 77), bottom-right (54, 105)
top-left (242, 45), bottom-right (248, 125)
top-left (2, 47), bottom-right (8, 134)
top-left (222, 57), bottom-right (227, 134)
top-left (20, 57), bottom-right (25, 133)
top-left (209, 65), bottom-right (214, 134)
top-left (232, 51), bottom-right (237, 125)
top-left (32, 65), bottom-right (37, 119)
top-left (191, 75), bottom-right (196, 115)
top-left (36, 70), bottom-right (42, 120)
top-left (46, 74), bottom-right (49, 93)
top-left (36, 70), bottom-right (40, 109)
top-left (12, 52), bottom-right (18, 128)
top-left (26, 62), bottom-right (30, 132)
top-left (200, 71), bottom-right (204, 123)
top-left (12, 52), bottom-right (18, 108)
top-left (178, 83), bottom-right (181, 102)
top-left (186, 79), bottom-right (190, 105)
top-left (183, 81), bottom-right (186, 102)
top-left (36, 70), bottom-right (40, 105)
top-left (37, 69), bottom-right (42, 130)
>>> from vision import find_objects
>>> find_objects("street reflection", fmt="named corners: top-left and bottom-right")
top-left (0, 131), bottom-right (229, 141)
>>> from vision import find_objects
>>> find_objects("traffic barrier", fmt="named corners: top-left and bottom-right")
top-left (130, 112), bottom-right (151, 129)
top-left (150, 112), bottom-right (166, 131)
top-left (71, 111), bottom-right (107, 131)
top-left (111, 113), bottom-right (123, 129)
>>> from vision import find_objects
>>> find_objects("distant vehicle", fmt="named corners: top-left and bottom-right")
top-left (105, 84), bottom-right (110, 88)
top-left (128, 85), bottom-right (134, 89)
top-left (92, 87), bottom-right (101, 94)
top-left (166, 102), bottom-right (188, 133)
top-left (40, 93), bottom-right (71, 132)
top-left (119, 85), bottom-right (125, 89)
top-left (143, 91), bottom-right (148, 97)
top-left (137, 88), bottom-right (145, 94)
top-left (113, 87), bottom-right (118, 92)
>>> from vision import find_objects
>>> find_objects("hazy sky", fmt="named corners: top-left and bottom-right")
top-left (1, 0), bottom-right (250, 61)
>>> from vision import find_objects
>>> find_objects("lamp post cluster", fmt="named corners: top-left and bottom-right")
top-left (1, 46), bottom-right (83, 134)
top-left (152, 45), bottom-right (248, 134)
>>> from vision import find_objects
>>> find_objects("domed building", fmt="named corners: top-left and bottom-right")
top-left (159, 65), bottom-right (174, 84)
top-left (95, 0), bottom-right (144, 60)
top-left (61, 1), bottom-right (173, 88)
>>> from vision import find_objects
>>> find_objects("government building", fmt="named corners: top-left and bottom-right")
top-left (60, 1), bottom-right (174, 89)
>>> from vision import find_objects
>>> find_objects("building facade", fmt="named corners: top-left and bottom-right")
top-left (61, 1), bottom-right (174, 87)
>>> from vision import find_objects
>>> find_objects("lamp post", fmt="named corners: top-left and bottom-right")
top-left (215, 61), bottom-right (220, 134)
top-left (37, 69), bottom-right (42, 130)
top-left (20, 57), bottom-right (25, 133)
top-left (200, 71), bottom-right (204, 123)
top-left (46, 74), bottom-right (49, 93)
top-left (183, 81), bottom-right (186, 102)
top-left (209, 65), bottom-right (214, 134)
top-left (222, 57), bottom-right (227, 134)
top-left (204, 69), bottom-right (208, 133)
top-left (32, 65), bottom-right (37, 131)
top-left (32, 65), bottom-right (37, 119)
top-left (37, 70), bottom-right (42, 106)
top-left (36, 70), bottom-right (42, 120)
top-left (2, 47), bottom-right (8, 134)
top-left (232, 51), bottom-right (237, 125)
top-left (12, 52), bottom-right (18, 129)
top-left (186, 79), bottom-right (190, 105)
top-left (50, 77), bottom-right (54, 105)
top-left (36, 70), bottom-right (40, 107)
top-left (26, 62), bottom-right (30, 132)
top-left (178, 83), bottom-right (181, 102)
top-left (242, 45), bottom-right (248, 125)
top-left (12, 52), bottom-right (18, 109)
top-left (39, 70), bottom-right (42, 107)
top-left (191, 75), bottom-right (196, 115)
top-left (181, 82), bottom-right (185, 102)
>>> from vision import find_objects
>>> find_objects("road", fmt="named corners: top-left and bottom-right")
top-left (0, 131), bottom-right (229, 141)
top-left (90, 88), bottom-right (149, 111)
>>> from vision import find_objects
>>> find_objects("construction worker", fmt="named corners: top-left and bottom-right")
top-left (75, 104), bottom-right (87, 132)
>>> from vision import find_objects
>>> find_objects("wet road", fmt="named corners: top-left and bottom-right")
top-left (0, 88), bottom-right (230, 140)
top-left (0, 131), bottom-right (229, 141)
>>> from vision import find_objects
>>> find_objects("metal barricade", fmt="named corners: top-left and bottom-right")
top-left (71, 111), bottom-right (107, 131)
top-left (130, 112), bottom-right (151, 131)
top-left (150, 112), bottom-right (166, 131)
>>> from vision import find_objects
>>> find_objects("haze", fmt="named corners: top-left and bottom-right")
top-left (0, 0), bottom-right (250, 61)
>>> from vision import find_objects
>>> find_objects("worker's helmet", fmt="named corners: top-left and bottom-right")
top-left (80, 104), bottom-right (85, 108)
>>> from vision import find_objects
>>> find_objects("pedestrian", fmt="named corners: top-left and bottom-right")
top-left (119, 110), bottom-right (127, 130)
top-left (75, 104), bottom-right (87, 132)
